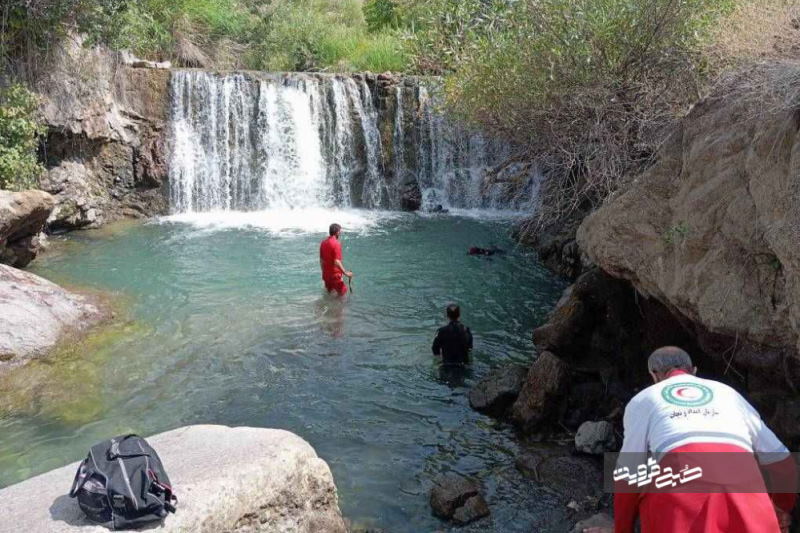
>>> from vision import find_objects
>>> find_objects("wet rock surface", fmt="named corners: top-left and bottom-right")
top-left (468, 364), bottom-right (528, 417)
top-left (429, 474), bottom-right (490, 525)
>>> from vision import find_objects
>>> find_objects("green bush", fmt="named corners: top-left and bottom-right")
top-left (247, 0), bottom-right (409, 72)
top-left (0, 85), bottom-right (46, 191)
top-left (429, 0), bottom-right (734, 234)
top-left (363, 0), bottom-right (402, 32)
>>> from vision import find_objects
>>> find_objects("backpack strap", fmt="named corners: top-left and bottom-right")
top-left (69, 459), bottom-right (89, 498)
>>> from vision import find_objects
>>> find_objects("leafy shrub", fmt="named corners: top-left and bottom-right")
top-left (247, 0), bottom-right (409, 72)
top-left (0, 85), bottom-right (46, 191)
top-left (431, 0), bottom-right (735, 235)
top-left (363, 0), bottom-right (402, 32)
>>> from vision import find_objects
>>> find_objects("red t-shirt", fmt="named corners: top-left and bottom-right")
top-left (319, 236), bottom-right (343, 280)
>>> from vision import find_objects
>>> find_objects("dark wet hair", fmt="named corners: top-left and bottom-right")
top-left (329, 223), bottom-right (342, 236)
top-left (446, 304), bottom-right (460, 320)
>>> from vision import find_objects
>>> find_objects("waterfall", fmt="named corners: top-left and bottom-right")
top-left (168, 71), bottom-right (530, 214)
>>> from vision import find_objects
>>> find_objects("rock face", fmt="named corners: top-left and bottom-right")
top-left (0, 190), bottom-right (55, 267)
top-left (0, 425), bottom-right (347, 533)
top-left (468, 364), bottom-right (528, 417)
top-left (510, 351), bottom-right (568, 433)
top-left (577, 88), bottom-right (800, 385)
top-left (574, 421), bottom-right (617, 455)
top-left (429, 474), bottom-right (490, 525)
top-left (34, 34), bottom-right (169, 230)
top-left (0, 264), bottom-right (104, 371)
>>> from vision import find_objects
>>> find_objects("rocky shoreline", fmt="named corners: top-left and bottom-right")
top-left (461, 64), bottom-right (800, 529)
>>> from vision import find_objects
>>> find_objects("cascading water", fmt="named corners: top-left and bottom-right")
top-left (168, 70), bottom-right (533, 215)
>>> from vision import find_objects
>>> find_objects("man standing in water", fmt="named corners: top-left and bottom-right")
top-left (432, 304), bottom-right (473, 365)
top-left (320, 223), bottom-right (353, 296)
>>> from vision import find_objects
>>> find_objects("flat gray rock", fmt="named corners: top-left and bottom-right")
top-left (0, 425), bottom-right (347, 533)
top-left (0, 264), bottom-right (104, 372)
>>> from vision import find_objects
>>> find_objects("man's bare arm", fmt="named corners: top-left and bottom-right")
top-left (334, 259), bottom-right (352, 278)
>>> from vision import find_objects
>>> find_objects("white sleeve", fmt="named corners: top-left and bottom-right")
top-left (617, 395), bottom-right (650, 471)
top-left (739, 394), bottom-right (789, 464)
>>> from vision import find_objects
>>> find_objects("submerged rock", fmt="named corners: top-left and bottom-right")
top-left (574, 421), bottom-right (617, 455)
top-left (429, 474), bottom-right (490, 525)
top-left (510, 351), bottom-right (568, 433)
top-left (468, 364), bottom-right (528, 417)
top-left (0, 190), bottom-right (55, 267)
top-left (0, 264), bottom-right (104, 372)
top-left (0, 425), bottom-right (347, 533)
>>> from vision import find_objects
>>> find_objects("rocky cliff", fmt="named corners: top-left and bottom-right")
top-left (495, 67), bottom-right (800, 448)
top-left (577, 76), bottom-right (800, 384)
top-left (34, 35), bottom-right (170, 229)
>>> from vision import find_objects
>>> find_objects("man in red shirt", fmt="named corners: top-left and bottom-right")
top-left (319, 223), bottom-right (353, 296)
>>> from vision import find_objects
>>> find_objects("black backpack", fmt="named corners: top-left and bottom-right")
top-left (69, 434), bottom-right (177, 529)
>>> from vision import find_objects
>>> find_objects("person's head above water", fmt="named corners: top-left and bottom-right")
top-left (329, 223), bottom-right (342, 238)
top-left (446, 304), bottom-right (460, 321)
top-left (647, 346), bottom-right (696, 383)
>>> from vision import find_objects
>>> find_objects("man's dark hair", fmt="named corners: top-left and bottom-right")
top-left (648, 346), bottom-right (693, 374)
top-left (446, 304), bottom-right (460, 321)
top-left (329, 223), bottom-right (342, 236)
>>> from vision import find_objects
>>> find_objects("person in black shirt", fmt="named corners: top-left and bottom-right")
top-left (432, 304), bottom-right (473, 365)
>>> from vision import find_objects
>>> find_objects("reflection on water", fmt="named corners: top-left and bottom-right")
top-left (2, 212), bottom-right (570, 531)
top-left (314, 294), bottom-right (348, 339)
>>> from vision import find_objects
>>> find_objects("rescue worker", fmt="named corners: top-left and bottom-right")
top-left (432, 304), bottom-right (473, 365)
top-left (319, 223), bottom-right (353, 296)
top-left (586, 346), bottom-right (796, 533)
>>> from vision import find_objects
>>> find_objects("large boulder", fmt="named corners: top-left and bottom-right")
top-left (510, 351), bottom-right (568, 433)
top-left (0, 190), bottom-right (55, 267)
top-left (468, 364), bottom-right (528, 417)
top-left (0, 264), bottom-right (105, 371)
top-left (0, 425), bottom-right (347, 533)
top-left (577, 74), bottom-right (800, 380)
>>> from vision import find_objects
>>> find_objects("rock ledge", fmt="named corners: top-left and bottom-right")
top-left (0, 425), bottom-right (347, 533)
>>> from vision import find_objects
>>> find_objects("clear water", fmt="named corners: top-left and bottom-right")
top-left (0, 211), bottom-right (570, 531)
